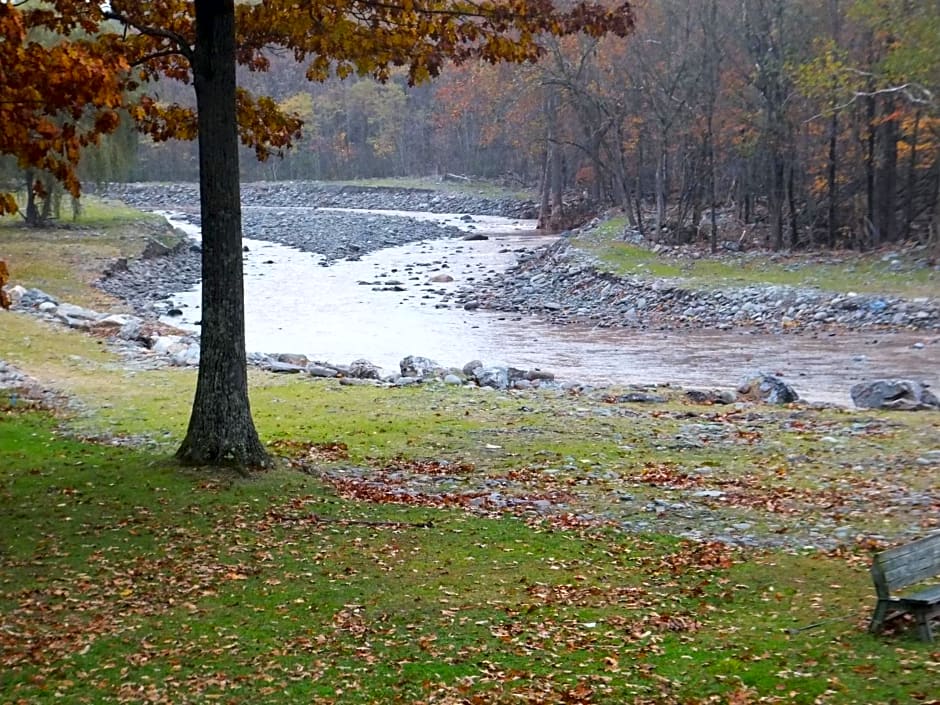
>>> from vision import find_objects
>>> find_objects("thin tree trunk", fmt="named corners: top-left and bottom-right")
top-left (23, 170), bottom-right (39, 226)
top-left (707, 119), bottom-right (717, 253)
top-left (875, 96), bottom-right (898, 243)
top-left (538, 146), bottom-right (551, 229)
top-left (771, 154), bottom-right (784, 250)
top-left (901, 110), bottom-right (920, 240)
top-left (865, 92), bottom-right (877, 247)
top-left (826, 111), bottom-right (839, 248)
top-left (177, 0), bottom-right (269, 468)
top-left (787, 162), bottom-right (798, 249)
top-left (655, 144), bottom-right (666, 238)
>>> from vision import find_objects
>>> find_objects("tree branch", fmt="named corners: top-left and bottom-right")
top-left (102, 9), bottom-right (195, 64)
top-left (804, 82), bottom-right (936, 123)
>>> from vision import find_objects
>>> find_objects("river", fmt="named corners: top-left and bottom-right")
top-left (158, 208), bottom-right (939, 407)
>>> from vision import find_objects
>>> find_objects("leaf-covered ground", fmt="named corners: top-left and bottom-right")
top-left (2, 362), bottom-right (939, 703)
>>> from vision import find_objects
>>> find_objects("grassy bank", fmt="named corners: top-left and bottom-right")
top-left (1, 313), bottom-right (939, 703)
top-left (2, 407), bottom-right (938, 705)
top-left (336, 176), bottom-right (536, 201)
top-left (576, 217), bottom-right (939, 299)
top-left (0, 196), bottom-right (176, 310)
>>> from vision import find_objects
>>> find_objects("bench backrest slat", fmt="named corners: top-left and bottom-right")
top-left (872, 533), bottom-right (940, 594)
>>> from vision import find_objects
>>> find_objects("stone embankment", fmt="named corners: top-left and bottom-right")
top-left (459, 234), bottom-right (940, 334)
top-left (97, 181), bottom-right (535, 310)
top-left (104, 180), bottom-right (537, 219)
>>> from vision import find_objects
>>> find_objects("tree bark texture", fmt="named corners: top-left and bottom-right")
top-left (176, 0), bottom-right (269, 468)
top-left (874, 97), bottom-right (898, 243)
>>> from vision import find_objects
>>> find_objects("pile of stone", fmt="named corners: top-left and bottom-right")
top-left (104, 181), bottom-right (537, 220)
top-left (5, 286), bottom-right (201, 368)
top-left (0, 360), bottom-right (61, 408)
top-left (247, 352), bottom-right (558, 391)
top-left (463, 238), bottom-right (940, 334)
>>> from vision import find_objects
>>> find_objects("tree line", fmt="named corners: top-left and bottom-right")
top-left (121, 0), bottom-right (939, 252)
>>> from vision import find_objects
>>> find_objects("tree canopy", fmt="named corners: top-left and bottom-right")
top-left (1, 0), bottom-right (634, 212)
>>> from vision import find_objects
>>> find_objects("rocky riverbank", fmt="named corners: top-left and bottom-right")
top-left (99, 181), bottom-right (940, 337)
top-left (458, 229), bottom-right (940, 335)
top-left (97, 181), bottom-right (536, 312)
top-left (103, 180), bottom-right (537, 218)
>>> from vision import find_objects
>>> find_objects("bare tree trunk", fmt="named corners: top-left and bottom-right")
top-left (23, 170), bottom-right (39, 226)
top-left (771, 154), bottom-right (784, 250)
top-left (865, 91), bottom-right (877, 247)
top-left (901, 110), bottom-right (920, 240)
top-left (550, 139), bottom-right (564, 230)
top-left (655, 145), bottom-right (666, 238)
top-left (874, 96), bottom-right (898, 243)
top-left (928, 153), bottom-right (940, 260)
top-left (826, 112), bottom-right (839, 247)
top-left (787, 162), bottom-right (798, 249)
top-left (177, 0), bottom-right (270, 469)
top-left (538, 147), bottom-right (551, 229)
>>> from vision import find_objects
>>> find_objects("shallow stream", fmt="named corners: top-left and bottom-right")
top-left (159, 208), bottom-right (939, 406)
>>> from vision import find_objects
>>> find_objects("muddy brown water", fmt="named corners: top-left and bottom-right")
top-left (161, 210), bottom-right (940, 407)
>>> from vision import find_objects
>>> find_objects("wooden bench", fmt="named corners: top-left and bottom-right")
top-left (869, 532), bottom-right (940, 642)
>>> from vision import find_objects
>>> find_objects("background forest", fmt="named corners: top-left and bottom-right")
top-left (5, 0), bottom-right (939, 251)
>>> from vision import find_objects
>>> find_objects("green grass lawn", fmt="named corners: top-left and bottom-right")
top-left (576, 217), bottom-right (939, 299)
top-left (2, 408), bottom-right (937, 704)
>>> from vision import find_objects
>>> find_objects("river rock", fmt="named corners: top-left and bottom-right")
top-left (151, 335), bottom-right (183, 355)
top-left (400, 355), bottom-right (443, 379)
top-left (17, 288), bottom-right (57, 308)
top-left (54, 302), bottom-right (102, 323)
top-left (4, 285), bottom-right (26, 307)
top-left (430, 274), bottom-right (455, 283)
top-left (850, 379), bottom-right (940, 411)
top-left (462, 360), bottom-right (483, 376)
top-left (118, 318), bottom-right (144, 341)
top-left (276, 353), bottom-right (310, 367)
top-left (347, 358), bottom-right (381, 379)
top-left (307, 364), bottom-right (341, 378)
top-left (90, 314), bottom-right (137, 333)
top-left (263, 360), bottom-right (307, 374)
top-left (523, 369), bottom-right (556, 382)
top-left (473, 366), bottom-right (510, 390)
top-left (686, 389), bottom-right (737, 404)
top-left (170, 343), bottom-right (200, 367)
top-left (142, 238), bottom-right (174, 259)
top-left (737, 374), bottom-right (799, 404)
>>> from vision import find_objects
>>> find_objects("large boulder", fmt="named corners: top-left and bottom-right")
top-left (18, 288), bottom-right (57, 308)
top-left (142, 238), bottom-right (174, 259)
top-left (347, 359), bottom-right (382, 379)
top-left (400, 355), bottom-right (443, 379)
top-left (473, 366), bottom-right (510, 390)
top-left (850, 380), bottom-right (940, 411)
top-left (737, 373), bottom-right (799, 404)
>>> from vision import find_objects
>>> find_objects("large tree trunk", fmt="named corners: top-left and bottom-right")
top-left (177, 0), bottom-right (269, 468)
